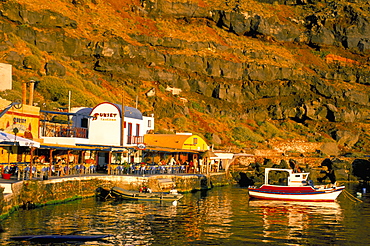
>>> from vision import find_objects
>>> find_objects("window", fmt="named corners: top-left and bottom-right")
top-left (148, 120), bottom-right (152, 128)
top-left (193, 138), bottom-right (198, 144)
top-left (81, 118), bottom-right (88, 128)
top-left (136, 124), bottom-right (140, 136)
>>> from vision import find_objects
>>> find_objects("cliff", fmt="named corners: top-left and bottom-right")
top-left (0, 0), bottom-right (369, 154)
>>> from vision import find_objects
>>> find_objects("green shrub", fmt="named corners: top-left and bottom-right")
top-left (37, 76), bottom-right (99, 107)
top-left (281, 121), bottom-right (295, 131)
top-left (258, 122), bottom-right (281, 139)
top-left (173, 116), bottom-right (187, 128)
top-left (232, 126), bottom-right (265, 143)
top-left (159, 85), bottom-right (165, 93)
top-left (191, 101), bottom-right (204, 113)
top-left (204, 132), bottom-right (212, 141)
top-left (23, 55), bottom-right (42, 70)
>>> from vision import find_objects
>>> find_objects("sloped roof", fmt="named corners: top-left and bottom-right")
top-left (144, 134), bottom-right (192, 149)
top-left (116, 104), bottom-right (143, 120)
top-left (88, 102), bottom-right (144, 120)
top-left (144, 134), bottom-right (208, 151)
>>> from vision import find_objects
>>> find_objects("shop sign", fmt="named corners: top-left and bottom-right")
top-left (92, 112), bottom-right (118, 121)
top-left (136, 143), bottom-right (146, 150)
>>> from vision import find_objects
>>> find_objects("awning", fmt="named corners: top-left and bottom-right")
top-left (40, 143), bottom-right (111, 151)
top-left (40, 110), bottom-right (76, 116)
top-left (0, 131), bottom-right (40, 148)
top-left (145, 146), bottom-right (201, 154)
top-left (75, 143), bottom-right (128, 152)
top-left (41, 143), bottom-right (127, 152)
top-left (40, 110), bottom-right (93, 118)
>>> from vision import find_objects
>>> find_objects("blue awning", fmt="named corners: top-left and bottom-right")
top-left (40, 110), bottom-right (93, 118)
top-left (40, 144), bottom-right (111, 151)
top-left (40, 110), bottom-right (75, 116)
top-left (75, 143), bottom-right (128, 152)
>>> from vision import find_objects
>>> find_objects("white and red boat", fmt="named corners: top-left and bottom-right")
top-left (248, 168), bottom-right (345, 202)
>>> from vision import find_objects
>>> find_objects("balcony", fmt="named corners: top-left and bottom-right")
top-left (41, 123), bottom-right (88, 139)
top-left (127, 135), bottom-right (144, 145)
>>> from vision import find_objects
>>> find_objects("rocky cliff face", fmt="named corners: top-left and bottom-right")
top-left (0, 0), bottom-right (369, 153)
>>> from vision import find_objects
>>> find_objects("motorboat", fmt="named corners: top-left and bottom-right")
top-left (248, 168), bottom-right (345, 202)
top-left (109, 186), bottom-right (184, 201)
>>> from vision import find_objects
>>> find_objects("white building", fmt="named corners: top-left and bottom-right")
top-left (42, 102), bottom-right (154, 147)
top-left (41, 102), bottom-right (154, 165)
top-left (0, 63), bottom-right (12, 91)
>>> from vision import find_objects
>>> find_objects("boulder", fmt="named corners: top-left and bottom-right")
top-left (6, 51), bottom-right (23, 68)
top-left (45, 60), bottom-right (66, 76)
top-left (320, 142), bottom-right (340, 156)
top-left (333, 130), bottom-right (360, 147)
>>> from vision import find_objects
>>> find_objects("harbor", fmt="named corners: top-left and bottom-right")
top-left (0, 184), bottom-right (369, 245)
top-left (0, 170), bottom-right (231, 217)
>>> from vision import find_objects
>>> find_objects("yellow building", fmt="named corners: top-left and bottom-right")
top-left (0, 98), bottom-right (40, 139)
top-left (0, 98), bottom-right (40, 165)
top-left (144, 133), bottom-right (209, 151)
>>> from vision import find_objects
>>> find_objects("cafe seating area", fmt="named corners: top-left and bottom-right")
top-left (0, 162), bottom-right (98, 180)
top-left (0, 160), bottom-right (222, 180)
top-left (109, 164), bottom-right (188, 175)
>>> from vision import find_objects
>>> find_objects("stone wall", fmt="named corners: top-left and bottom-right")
top-left (0, 173), bottom-right (231, 217)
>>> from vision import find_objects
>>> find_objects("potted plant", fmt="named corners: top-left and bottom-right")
top-left (2, 168), bottom-right (12, 179)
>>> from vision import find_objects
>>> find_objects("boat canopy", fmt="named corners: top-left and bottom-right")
top-left (264, 168), bottom-right (310, 187)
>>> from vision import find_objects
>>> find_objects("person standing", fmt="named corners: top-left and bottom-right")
top-left (193, 157), bottom-right (198, 173)
top-left (189, 160), bottom-right (194, 173)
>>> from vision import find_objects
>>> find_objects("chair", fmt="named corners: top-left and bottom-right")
top-left (140, 166), bottom-right (146, 175)
top-left (134, 165), bottom-right (140, 175)
top-left (180, 165), bottom-right (186, 173)
top-left (110, 165), bottom-right (117, 175)
top-left (115, 165), bottom-right (124, 175)
top-left (72, 165), bottom-right (80, 175)
top-left (150, 166), bottom-right (157, 174)
top-left (16, 164), bottom-right (27, 180)
top-left (159, 166), bottom-right (166, 174)
top-left (173, 166), bottom-right (180, 173)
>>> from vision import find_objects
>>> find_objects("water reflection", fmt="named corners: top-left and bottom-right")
top-left (0, 185), bottom-right (370, 245)
top-left (249, 200), bottom-right (343, 244)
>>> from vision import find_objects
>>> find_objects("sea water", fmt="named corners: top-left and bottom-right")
top-left (0, 183), bottom-right (369, 245)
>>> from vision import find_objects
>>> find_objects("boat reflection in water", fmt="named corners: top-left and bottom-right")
top-left (248, 200), bottom-right (343, 243)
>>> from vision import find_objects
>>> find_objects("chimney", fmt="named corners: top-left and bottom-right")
top-left (29, 80), bottom-right (35, 106)
top-left (22, 82), bottom-right (27, 105)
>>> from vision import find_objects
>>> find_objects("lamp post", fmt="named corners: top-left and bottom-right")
top-left (120, 84), bottom-right (125, 147)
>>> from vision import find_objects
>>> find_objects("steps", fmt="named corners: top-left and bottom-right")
top-left (0, 183), bottom-right (12, 194)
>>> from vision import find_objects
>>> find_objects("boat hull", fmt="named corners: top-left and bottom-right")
top-left (248, 185), bottom-right (345, 202)
top-left (111, 187), bottom-right (183, 201)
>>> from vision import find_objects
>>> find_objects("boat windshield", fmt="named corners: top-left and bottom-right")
top-left (266, 170), bottom-right (290, 186)
top-left (265, 168), bottom-right (310, 187)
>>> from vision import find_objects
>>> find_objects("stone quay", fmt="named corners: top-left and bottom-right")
top-left (0, 172), bottom-right (232, 218)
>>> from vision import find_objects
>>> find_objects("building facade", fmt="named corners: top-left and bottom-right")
top-left (42, 102), bottom-right (154, 148)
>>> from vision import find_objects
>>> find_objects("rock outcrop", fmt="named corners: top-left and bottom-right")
top-left (0, 0), bottom-right (369, 150)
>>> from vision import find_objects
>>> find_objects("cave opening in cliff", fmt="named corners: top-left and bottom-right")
top-left (326, 109), bottom-right (335, 122)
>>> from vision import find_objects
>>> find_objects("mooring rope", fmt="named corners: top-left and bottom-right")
top-left (342, 189), bottom-right (363, 203)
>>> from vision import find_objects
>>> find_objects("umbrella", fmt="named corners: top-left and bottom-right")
top-left (0, 131), bottom-right (40, 148)
top-left (0, 131), bottom-right (40, 179)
